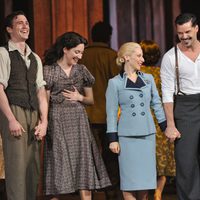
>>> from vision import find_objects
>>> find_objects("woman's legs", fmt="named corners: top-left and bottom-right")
top-left (154, 176), bottom-right (166, 200)
top-left (123, 191), bottom-right (136, 200)
top-left (79, 190), bottom-right (92, 200)
top-left (123, 190), bottom-right (148, 200)
top-left (137, 190), bottom-right (148, 200)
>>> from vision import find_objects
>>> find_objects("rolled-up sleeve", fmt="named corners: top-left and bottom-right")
top-left (160, 52), bottom-right (175, 103)
top-left (0, 47), bottom-right (10, 88)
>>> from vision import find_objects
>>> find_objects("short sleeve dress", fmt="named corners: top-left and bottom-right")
top-left (43, 63), bottom-right (111, 195)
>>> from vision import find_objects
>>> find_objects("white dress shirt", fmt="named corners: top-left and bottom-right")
top-left (160, 46), bottom-right (200, 103)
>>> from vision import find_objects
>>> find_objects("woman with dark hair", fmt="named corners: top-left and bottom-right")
top-left (140, 40), bottom-right (176, 200)
top-left (43, 32), bottom-right (111, 200)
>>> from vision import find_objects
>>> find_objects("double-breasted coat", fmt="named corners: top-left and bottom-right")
top-left (106, 71), bottom-right (166, 190)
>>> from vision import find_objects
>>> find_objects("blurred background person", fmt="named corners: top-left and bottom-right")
top-left (80, 21), bottom-right (122, 200)
top-left (140, 40), bottom-right (176, 200)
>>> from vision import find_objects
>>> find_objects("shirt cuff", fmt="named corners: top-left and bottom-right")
top-left (0, 80), bottom-right (8, 89)
top-left (158, 120), bottom-right (167, 132)
top-left (37, 80), bottom-right (46, 89)
top-left (107, 132), bottom-right (118, 143)
top-left (162, 94), bottom-right (174, 103)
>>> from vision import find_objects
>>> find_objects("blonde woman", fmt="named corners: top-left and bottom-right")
top-left (106, 42), bottom-right (166, 200)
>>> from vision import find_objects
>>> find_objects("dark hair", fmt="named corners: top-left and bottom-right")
top-left (140, 40), bottom-right (161, 66)
top-left (91, 21), bottom-right (112, 43)
top-left (43, 32), bottom-right (88, 65)
top-left (175, 13), bottom-right (198, 27)
top-left (4, 10), bottom-right (26, 39)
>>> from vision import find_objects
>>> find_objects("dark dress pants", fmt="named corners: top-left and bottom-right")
top-left (174, 94), bottom-right (200, 200)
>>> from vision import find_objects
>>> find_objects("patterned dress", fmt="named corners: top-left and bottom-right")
top-left (43, 63), bottom-right (111, 195)
top-left (141, 65), bottom-right (176, 176)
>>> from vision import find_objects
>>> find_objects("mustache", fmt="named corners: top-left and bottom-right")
top-left (180, 37), bottom-right (192, 41)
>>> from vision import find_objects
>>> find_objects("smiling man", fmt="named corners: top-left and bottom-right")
top-left (160, 13), bottom-right (200, 200)
top-left (0, 11), bottom-right (48, 200)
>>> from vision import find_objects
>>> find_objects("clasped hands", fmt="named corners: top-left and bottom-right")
top-left (9, 119), bottom-right (47, 141)
top-left (165, 126), bottom-right (181, 142)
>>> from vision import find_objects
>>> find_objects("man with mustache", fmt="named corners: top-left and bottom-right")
top-left (160, 13), bottom-right (200, 200)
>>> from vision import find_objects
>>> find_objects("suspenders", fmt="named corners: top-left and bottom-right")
top-left (174, 45), bottom-right (186, 95)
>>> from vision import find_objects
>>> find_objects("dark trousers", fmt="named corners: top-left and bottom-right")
top-left (174, 94), bottom-right (200, 200)
top-left (0, 179), bottom-right (6, 200)
top-left (91, 124), bottom-right (123, 200)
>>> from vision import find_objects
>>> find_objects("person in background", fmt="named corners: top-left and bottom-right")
top-left (160, 13), bottom-right (200, 199)
top-left (106, 42), bottom-right (167, 200)
top-left (43, 31), bottom-right (111, 200)
top-left (79, 21), bottom-right (122, 200)
top-left (140, 40), bottom-right (176, 200)
top-left (0, 11), bottom-right (48, 200)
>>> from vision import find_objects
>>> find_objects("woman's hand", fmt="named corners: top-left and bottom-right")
top-left (34, 120), bottom-right (48, 141)
top-left (165, 125), bottom-right (181, 142)
top-left (109, 142), bottom-right (120, 154)
top-left (62, 86), bottom-right (83, 102)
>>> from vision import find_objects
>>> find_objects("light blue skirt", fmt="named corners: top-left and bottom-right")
top-left (118, 134), bottom-right (156, 191)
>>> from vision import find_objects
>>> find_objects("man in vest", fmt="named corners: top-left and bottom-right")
top-left (0, 11), bottom-right (48, 200)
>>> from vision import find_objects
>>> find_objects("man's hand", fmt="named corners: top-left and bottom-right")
top-left (165, 125), bottom-right (181, 142)
top-left (8, 119), bottom-right (25, 137)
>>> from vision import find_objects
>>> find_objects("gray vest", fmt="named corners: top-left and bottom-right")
top-left (5, 46), bottom-right (39, 110)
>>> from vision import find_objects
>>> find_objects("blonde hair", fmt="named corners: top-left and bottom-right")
top-left (116, 42), bottom-right (141, 66)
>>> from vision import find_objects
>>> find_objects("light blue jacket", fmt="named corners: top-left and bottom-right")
top-left (106, 71), bottom-right (166, 138)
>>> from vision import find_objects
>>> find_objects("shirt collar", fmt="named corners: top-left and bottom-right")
top-left (119, 69), bottom-right (144, 78)
top-left (8, 40), bottom-right (32, 56)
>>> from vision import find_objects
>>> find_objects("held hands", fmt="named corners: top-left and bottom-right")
top-left (109, 142), bottom-right (120, 154)
top-left (34, 120), bottom-right (48, 141)
top-left (165, 125), bottom-right (181, 142)
top-left (62, 86), bottom-right (83, 102)
top-left (8, 119), bottom-right (25, 137)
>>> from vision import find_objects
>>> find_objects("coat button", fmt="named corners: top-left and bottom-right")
top-left (132, 112), bottom-right (136, 116)
top-left (131, 104), bottom-right (135, 108)
top-left (139, 93), bottom-right (143, 98)
top-left (140, 102), bottom-right (144, 107)
top-left (141, 112), bottom-right (145, 116)
top-left (129, 95), bottom-right (134, 99)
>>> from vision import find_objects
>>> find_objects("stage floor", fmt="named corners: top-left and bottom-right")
top-left (0, 178), bottom-right (177, 200)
